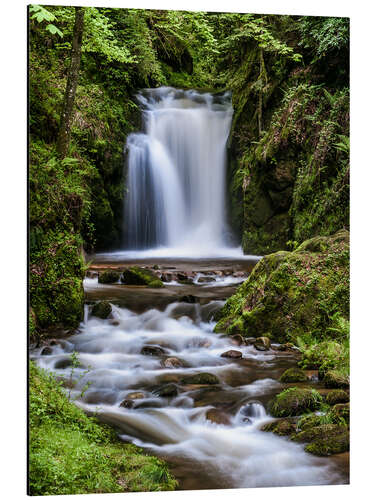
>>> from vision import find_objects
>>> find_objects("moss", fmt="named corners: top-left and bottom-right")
top-left (214, 231), bottom-right (349, 349)
top-left (331, 403), bottom-right (350, 425)
top-left (261, 418), bottom-right (297, 436)
top-left (325, 389), bottom-right (349, 405)
top-left (92, 301), bottom-right (112, 319)
top-left (121, 267), bottom-right (164, 288)
top-left (279, 367), bottom-right (308, 383)
top-left (323, 370), bottom-right (350, 389)
top-left (291, 424), bottom-right (349, 456)
top-left (98, 270), bottom-right (121, 284)
top-left (29, 363), bottom-right (177, 495)
top-left (268, 387), bottom-right (322, 417)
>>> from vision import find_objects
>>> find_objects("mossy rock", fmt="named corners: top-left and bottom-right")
top-left (254, 336), bottom-right (271, 351)
top-left (261, 418), bottom-right (297, 436)
top-left (98, 271), bottom-right (121, 284)
top-left (92, 301), bottom-right (112, 319)
top-left (325, 389), bottom-right (349, 405)
top-left (323, 370), bottom-right (349, 389)
top-left (331, 403), bottom-right (350, 425)
top-left (121, 267), bottom-right (164, 288)
top-left (268, 387), bottom-right (322, 417)
top-left (279, 367), bottom-right (308, 383)
top-left (292, 424), bottom-right (349, 456)
top-left (181, 373), bottom-right (220, 385)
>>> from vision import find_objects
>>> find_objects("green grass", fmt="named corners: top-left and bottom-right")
top-left (29, 362), bottom-right (177, 495)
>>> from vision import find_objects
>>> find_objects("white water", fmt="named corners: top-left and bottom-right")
top-left (124, 87), bottom-right (235, 256)
top-left (32, 300), bottom-right (344, 489)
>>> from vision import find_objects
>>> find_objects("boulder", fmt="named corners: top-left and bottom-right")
top-left (323, 370), bottom-right (349, 389)
top-left (206, 409), bottom-right (231, 425)
top-left (98, 270), bottom-right (121, 284)
top-left (231, 334), bottom-right (245, 346)
top-left (197, 276), bottom-right (216, 283)
top-left (181, 373), bottom-right (220, 385)
top-left (92, 301), bottom-right (111, 319)
top-left (254, 337), bottom-right (271, 351)
top-left (141, 345), bottom-right (165, 356)
top-left (331, 403), bottom-right (350, 425)
top-left (121, 266), bottom-right (164, 288)
top-left (268, 387), bottom-right (322, 417)
top-left (291, 424), bottom-right (349, 456)
top-left (120, 399), bottom-right (134, 409)
top-left (220, 350), bottom-right (243, 359)
top-left (163, 357), bottom-right (183, 369)
top-left (41, 346), bottom-right (53, 356)
top-left (153, 383), bottom-right (179, 398)
top-left (325, 389), bottom-right (349, 406)
top-left (261, 418), bottom-right (297, 436)
top-left (279, 367), bottom-right (308, 383)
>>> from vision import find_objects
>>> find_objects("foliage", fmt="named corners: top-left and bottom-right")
top-left (29, 4), bottom-right (63, 37)
top-left (29, 362), bottom-right (177, 495)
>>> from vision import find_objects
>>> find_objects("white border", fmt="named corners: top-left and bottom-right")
top-left (1, 1), bottom-right (374, 499)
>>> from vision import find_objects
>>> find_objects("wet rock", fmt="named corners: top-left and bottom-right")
top-left (325, 389), bottom-right (349, 406)
top-left (41, 346), bottom-right (53, 356)
top-left (178, 278), bottom-right (194, 285)
top-left (92, 300), bottom-right (112, 319)
top-left (254, 337), bottom-right (271, 351)
top-left (197, 276), bottom-right (216, 283)
top-left (206, 408), bottom-right (231, 425)
top-left (121, 266), bottom-right (164, 288)
top-left (179, 295), bottom-right (198, 304)
top-left (279, 367), bottom-right (308, 383)
top-left (181, 373), bottom-right (220, 385)
top-left (98, 270), bottom-right (121, 284)
top-left (161, 273), bottom-right (173, 282)
top-left (291, 424), bottom-right (349, 456)
top-left (110, 320), bottom-right (120, 326)
top-left (54, 358), bottom-right (74, 369)
top-left (245, 337), bottom-right (257, 345)
top-left (271, 343), bottom-right (286, 351)
top-left (323, 370), bottom-right (349, 389)
top-left (268, 387), bottom-right (323, 417)
top-left (141, 345), bottom-right (165, 356)
top-left (220, 350), bottom-right (243, 359)
top-left (127, 392), bottom-right (145, 400)
top-left (261, 418), bottom-right (297, 436)
top-left (231, 334), bottom-right (245, 346)
top-left (120, 399), bottom-right (134, 409)
top-left (153, 383), bottom-right (179, 397)
top-left (163, 357), bottom-right (183, 369)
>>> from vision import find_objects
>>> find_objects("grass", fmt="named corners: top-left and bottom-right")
top-left (29, 362), bottom-right (177, 495)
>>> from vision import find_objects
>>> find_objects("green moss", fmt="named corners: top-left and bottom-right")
top-left (268, 387), bottom-right (323, 417)
top-left (29, 362), bottom-right (177, 495)
top-left (98, 270), bottom-right (121, 284)
top-left (325, 390), bottom-right (349, 405)
top-left (261, 418), bottom-right (297, 436)
top-left (279, 367), bottom-right (308, 383)
top-left (92, 301), bottom-right (112, 319)
top-left (181, 373), bottom-right (220, 385)
top-left (121, 267), bottom-right (164, 288)
top-left (323, 370), bottom-right (350, 389)
top-left (291, 424), bottom-right (349, 456)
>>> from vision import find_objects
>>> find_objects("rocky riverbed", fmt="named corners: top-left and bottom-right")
top-left (31, 256), bottom-right (349, 490)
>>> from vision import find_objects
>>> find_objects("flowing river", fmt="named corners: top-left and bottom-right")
top-left (31, 87), bottom-right (348, 489)
top-left (31, 257), bottom-right (349, 490)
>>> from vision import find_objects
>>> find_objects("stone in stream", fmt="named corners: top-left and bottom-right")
top-left (197, 276), bottom-right (216, 283)
top-left (291, 423), bottom-right (349, 456)
top-left (323, 370), bottom-right (349, 389)
top-left (268, 387), bottom-right (323, 417)
top-left (41, 346), bottom-right (53, 356)
top-left (163, 357), bottom-right (183, 369)
top-left (120, 399), bottom-right (135, 409)
top-left (230, 334), bottom-right (245, 346)
top-left (279, 367), bottom-right (308, 383)
top-left (261, 418), bottom-right (298, 436)
top-left (98, 270), bottom-right (121, 284)
top-left (121, 266), bottom-right (164, 288)
top-left (127, 392), bottom-right (146, 400)
top-left (220, 350), bottom-right (242, 359)
top-left (120, 392), bottom-right (145, 409)
top-left (141, 345), bottom-right (166, 356)
top-left (254, 337), bottom-right (271, 351)
top-left (179, 295), bottom-right (198, 304)
top-left (206, 408), bottom-right (231, 425)
top-left (92, 300), bottom-right (112, 319)
top-left (181, 373), bottom-right (220, 385)
top-left (245, 337), bottom-right (257, 345)
top-left (153, 383), bottom-right (179, 398)
top-left (325, 389), bottom-right (349, 406)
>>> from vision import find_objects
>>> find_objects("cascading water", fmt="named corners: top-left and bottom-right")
top-left (124, 87), bottom-right (235, 256)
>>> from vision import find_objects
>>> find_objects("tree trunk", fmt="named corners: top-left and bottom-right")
top-left (57, 7), bottom-right (85, 158)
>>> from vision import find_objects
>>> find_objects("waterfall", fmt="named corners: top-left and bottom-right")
top-left (124, 87), bottom-right (235, 256)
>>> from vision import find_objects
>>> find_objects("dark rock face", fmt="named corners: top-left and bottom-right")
top-left (181, 373), bottom-right (220, 385)
top-left (98, 270), bottom-right (121, 284)
top-left (220, 350), bottom-right (243, 359)
top-left (92, 300), bottom-right (112, 319)
top-left (279, 368), bottom-right (308, 383)
top-left (153, 383), bottom-right (179, 397)
top-left (141, 345), bottom-right (166, 356)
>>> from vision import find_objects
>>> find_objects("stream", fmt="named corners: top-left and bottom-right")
top-left (31, 256), bottom-right (349, 490)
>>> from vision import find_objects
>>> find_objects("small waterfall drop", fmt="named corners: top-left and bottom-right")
top-left (124, 87), bottom-right (235, 256)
